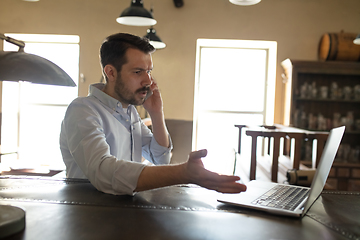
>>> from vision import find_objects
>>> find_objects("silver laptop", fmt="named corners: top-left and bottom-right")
top-left (218, 126), bottom-right (345, 217)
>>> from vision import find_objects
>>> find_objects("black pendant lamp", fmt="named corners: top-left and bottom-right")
top-left (116, 0), bottom-right (157, 26)
top-left (0, 34), bottom-right (76, 86)
top-left (229, 0), bottom-right (261, 5)
top-left (144, 27), bottom-right (166, 49)
top-left (354, 34), bottom-right (360, 45)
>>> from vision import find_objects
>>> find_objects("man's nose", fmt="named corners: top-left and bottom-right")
top-left (142, 73), bottom-right (153, 86)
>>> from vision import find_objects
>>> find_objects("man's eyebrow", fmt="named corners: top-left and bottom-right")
top-left (133, 67), bottom-right (153, 71)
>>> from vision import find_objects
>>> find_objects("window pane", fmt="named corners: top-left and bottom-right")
top-left (196, 112), bottom-right (264, 174)
top-left (18, 104), bottom-right (67, 169)
top-left (198, 47), bottom-right (267, 112)
top-left (0, 82), bottom-right (19, 154)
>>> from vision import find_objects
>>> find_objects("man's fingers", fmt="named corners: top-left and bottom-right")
top-left (203, 173), bottom-right (247, 193)
top-left (150, 80), bottom-right (159, 92)
top-left (208, 181), bottom-right (247, 193)
top-left (216, 185), bottom-right (247, 193)
top-left (189, 149), bottom-right (207, 160)
top-left (187, 149), bottom-right (247, 193)
top-left (203, 168), bottom-right (240, 182)
top-left (214, 181), bottom-right (247, 193)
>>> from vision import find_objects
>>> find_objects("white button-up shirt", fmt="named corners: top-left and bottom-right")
top-left (60, 83), bottom-right (172, 195)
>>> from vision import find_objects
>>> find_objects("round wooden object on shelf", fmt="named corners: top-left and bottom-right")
top-left (318, 32), bottom-right (360, 61)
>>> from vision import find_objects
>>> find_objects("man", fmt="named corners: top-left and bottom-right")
top-left (60, 33), bottom-right (246, 195)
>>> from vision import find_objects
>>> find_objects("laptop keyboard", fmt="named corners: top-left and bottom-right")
top-left (251, 185), bottom-right (309, 211)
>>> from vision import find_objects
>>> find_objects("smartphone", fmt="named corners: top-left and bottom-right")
top-left (145, 90), bottom-right (153, 100)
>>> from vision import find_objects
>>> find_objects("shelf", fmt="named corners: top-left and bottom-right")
top-left (303, 129), bottom-right (360, 134)
top-left (333, 161), bottom-right (360, 167)
top-left (295, 97), bottom-right (360, 103)
top-left (300, 160), bottom-right (360, 167)
top-left (282, 59), bottom-right (360, 191)
top-left (284, 60), bottom-right (360, 76)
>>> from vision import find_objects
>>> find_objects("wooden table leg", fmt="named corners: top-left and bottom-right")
top-left (249, 135), bottom-right (258, 180)
top-left (271, 136), bottom-right (280, 182)
top-left (234, 125), bottom-right (247, 154)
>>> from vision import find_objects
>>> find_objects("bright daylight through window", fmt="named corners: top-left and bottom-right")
top-left (1, 34), bottom-right (79, 173)
top-left (193, 39), bottom-right (277, 175)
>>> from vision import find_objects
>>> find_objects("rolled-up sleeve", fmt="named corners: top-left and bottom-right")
top-left (144, 136), bottom-right (172, 165)
top-left (138, 123), bottom-right (172, 166)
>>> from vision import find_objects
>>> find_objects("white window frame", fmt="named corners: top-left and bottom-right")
top-left (192, 38), bottom-right (277, 174)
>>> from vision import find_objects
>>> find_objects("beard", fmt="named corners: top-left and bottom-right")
top-left (114, 75), bottom-right (150, 106)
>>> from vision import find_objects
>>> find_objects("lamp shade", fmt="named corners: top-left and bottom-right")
top-left (354, 34), bottom-right (360, 45)
top-left (230, 0), bottom-right (261, 5)
top-left (144, 27), bottom-right (166, 49)
top-left (116, 0), bottom-right (157, 26)
top-left (0, 51), bottom-right (76, 86)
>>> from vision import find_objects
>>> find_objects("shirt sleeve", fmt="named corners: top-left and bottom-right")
top-left (62, 99), bottom-right (146, 195)
top-left (142, 126), bottom-right (173, 165)
top-left (134, 109), bottom-right (173, 165)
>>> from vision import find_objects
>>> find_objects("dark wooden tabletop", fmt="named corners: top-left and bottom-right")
top-left (0, 176), bottom-right (359, 240)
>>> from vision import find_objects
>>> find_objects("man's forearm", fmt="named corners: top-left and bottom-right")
top-left (149, 111), bottom-right (170, 148)
top-left (134, 163), bottom-right (188, 192)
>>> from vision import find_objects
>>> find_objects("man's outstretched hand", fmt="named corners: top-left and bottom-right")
top-left (135, 149), bottom-right (246, 194)
top-left (183, 149), bottom-right (247, 193)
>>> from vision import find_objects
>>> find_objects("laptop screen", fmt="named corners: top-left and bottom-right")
top-left (302, 126), bottom-right (345, 216)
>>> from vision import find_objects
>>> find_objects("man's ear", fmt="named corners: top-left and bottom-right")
top-left (103, 65), bottom-right (118, 83)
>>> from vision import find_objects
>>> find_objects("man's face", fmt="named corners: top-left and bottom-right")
top-left (114, 48), bottom-right (153, 106)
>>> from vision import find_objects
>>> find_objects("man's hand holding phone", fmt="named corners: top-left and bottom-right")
top-left (142, 79), bottom-right (163, 115)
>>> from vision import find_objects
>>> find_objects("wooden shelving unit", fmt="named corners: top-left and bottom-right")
top-left (282, 59), bottom-right (360, 191)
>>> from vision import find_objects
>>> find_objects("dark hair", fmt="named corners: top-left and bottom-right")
top-left (99, 33), bottom-right (155, 79)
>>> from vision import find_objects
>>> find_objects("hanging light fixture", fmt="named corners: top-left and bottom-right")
top-left (354, 34), bottom-right (360, 45)
top-left (229, 0), bottom-right (261, 6)
top-left (144, 27), bottom-right (166, 49)
top-left (0, 34), bottom-right (76, 86)
top-left (116, 0), bottom-right (157, 26)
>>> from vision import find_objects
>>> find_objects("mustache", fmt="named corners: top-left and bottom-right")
top-left (136, 86), bottom-right (150, 93)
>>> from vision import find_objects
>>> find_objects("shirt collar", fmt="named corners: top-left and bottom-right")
top-left (89, 83), bottom-right (126, 112)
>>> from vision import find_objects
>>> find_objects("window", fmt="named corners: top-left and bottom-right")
top-left (192, 39), bottom-right (277, 175)
top-left (1, 34), bottom-right (79, 171)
